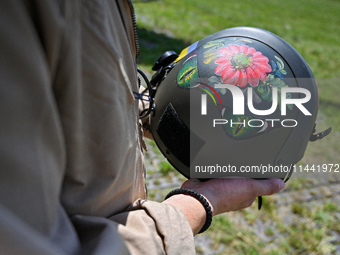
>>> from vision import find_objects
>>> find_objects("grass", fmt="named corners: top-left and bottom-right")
top-left (134, 0), bottom-right (340, 161)
top-left (135, 0), bottom-right (340, 77)
top-left (133, 0), bottom-right (340, 254)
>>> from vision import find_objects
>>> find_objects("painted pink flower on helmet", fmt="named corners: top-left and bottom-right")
top-left (215, 44), bottom-right (272, 87)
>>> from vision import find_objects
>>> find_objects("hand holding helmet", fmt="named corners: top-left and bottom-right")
top-left (140, 27), bottom-right (331, 234)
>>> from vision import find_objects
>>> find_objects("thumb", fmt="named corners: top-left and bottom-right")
top-left (256, 178), bottom-right (285, 196)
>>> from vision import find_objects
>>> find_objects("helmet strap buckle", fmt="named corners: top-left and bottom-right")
top-left (310, 124), bottom-right (332, 142)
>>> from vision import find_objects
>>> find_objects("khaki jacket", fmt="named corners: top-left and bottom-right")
top-left (0, 0), bottom-right (195, 254)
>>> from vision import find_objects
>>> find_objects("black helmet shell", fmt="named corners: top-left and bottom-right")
top-left (149, 27), bottom-right (318, 179)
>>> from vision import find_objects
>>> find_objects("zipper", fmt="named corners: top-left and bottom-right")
top-left (126, 0), bottom-right (140, 60)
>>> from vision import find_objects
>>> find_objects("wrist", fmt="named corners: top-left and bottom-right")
top-left (163, 193), bottom-right (206, 235)
top-left (163, 189), bottom-right (212, 235)
top-left (181, 179), bottom-right (217, 216)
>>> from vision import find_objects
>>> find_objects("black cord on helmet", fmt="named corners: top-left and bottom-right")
top-left (135, 67), bottom-right (155, 119)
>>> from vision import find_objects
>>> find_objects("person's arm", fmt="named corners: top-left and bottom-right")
top-left (106, 177), bottom-right (284, 254)
top-left (163, 178), bottom-right (284, 235)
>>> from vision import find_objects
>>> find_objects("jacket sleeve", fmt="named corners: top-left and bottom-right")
top-left (0, 1), bottom-right (196, 255)
top-left (109, 200), bottom-right (195, 255)
top-left (70, 200), bottom-right (195, 255)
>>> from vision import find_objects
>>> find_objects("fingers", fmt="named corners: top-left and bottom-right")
top-left (254, 178), bottom-right (285, 197)
top-left (239, 198), bottom-right (256, 209)
top-left (181, 177), bottom-right (285, 216)
top-left (181, 178), bottom-right (202, 189)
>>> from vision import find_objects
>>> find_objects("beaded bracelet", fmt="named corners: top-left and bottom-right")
top-left (164, 188), bottom-right (212, 234)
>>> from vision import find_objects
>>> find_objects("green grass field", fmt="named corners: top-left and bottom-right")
top-left (134, 0), bottom-right (340, 254)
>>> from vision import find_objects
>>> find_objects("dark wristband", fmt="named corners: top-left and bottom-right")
top-left (164, 188), bottom-right (213, 234)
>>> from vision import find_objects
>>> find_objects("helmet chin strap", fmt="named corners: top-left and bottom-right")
top-left (310, 124), bottom-right (332, 142)
top-left (258, 196), bottom-right (262, 210)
